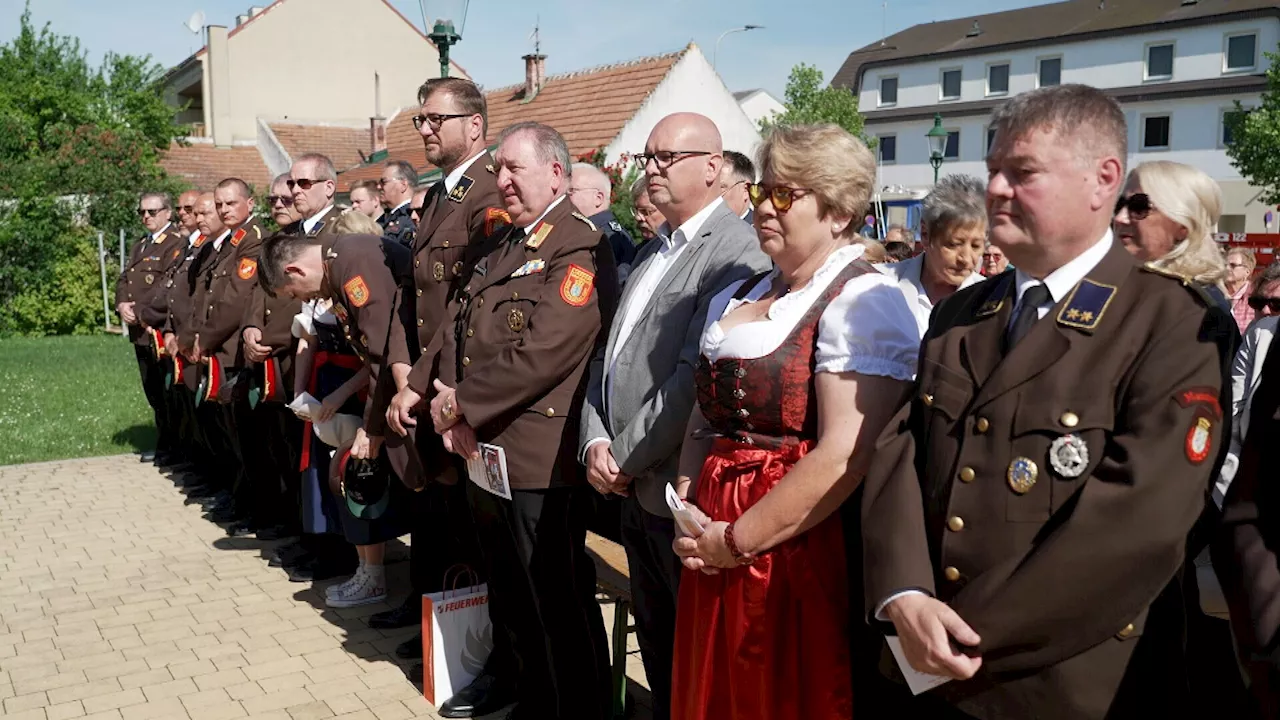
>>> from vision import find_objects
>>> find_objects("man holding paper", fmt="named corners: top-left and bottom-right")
top-left (861, 85), bottom-right (1234, 718)
top-left (424, 121), bottom-right (618, 720)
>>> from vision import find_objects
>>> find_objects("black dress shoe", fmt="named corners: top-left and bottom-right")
top-left (255, 526), bottom-right (294, 542)
top-left (225, 521), bottom-right (256, 537)
top-left (369, 600), bottom-right (421, 629)
top-left (205, 507), bottom-right (243, 524)
top-left (154, 451), bottom-right (174, 466)
top-left (438, 673), bottom-right (517, 718)
top-left (395, 633), bottom-right (423, 659)
top-left (139, 451), bottom-right (157, 463)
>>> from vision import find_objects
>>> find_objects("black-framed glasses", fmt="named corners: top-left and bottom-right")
top-left (746, 183), bottom-right (814, 212)
top-left (266, 195), bottom-right (293, 206)
top-left (634, 150), bottom-right (712, 170)
top-left (1248, 296), bottom-right (1280, 313)
top-left (412, 113), bottom-right (470, 131)
top-left (286, 178), bottom-right (325, 191)
top-left (410, 204), bottom-right (426, 217)
top-left (1114, 193), bottom-right (1155, 220)
top-left (137, 208), bottom-right (165, 217)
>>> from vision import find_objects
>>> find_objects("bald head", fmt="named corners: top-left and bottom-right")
top-left (177, 189), bottom-right (201, 232)
top-left (642, 112), bottom-right (725, 227)
top-left (568, 163), bottom-right (612, 216)
top-left (194, 192), bottom-right (225, 237)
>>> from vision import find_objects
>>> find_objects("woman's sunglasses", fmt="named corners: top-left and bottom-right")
top-left (1248, 296), bottom-right (1280, 313)
top-left (1113, 193), bottom-right (1155, 220)
top-left (746, 183), bottom-right (813, 212)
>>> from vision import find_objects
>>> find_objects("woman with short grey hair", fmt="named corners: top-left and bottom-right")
top-left (878, 174), bottom-right (987, 334)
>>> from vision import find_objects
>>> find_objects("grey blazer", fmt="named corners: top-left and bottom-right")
top-left (578, 202), bottom-right (771, 516)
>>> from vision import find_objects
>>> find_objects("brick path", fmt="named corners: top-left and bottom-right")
top-left (0, 455), bottom-right (650, 720)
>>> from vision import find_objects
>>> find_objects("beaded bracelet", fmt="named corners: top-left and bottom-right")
top-left (724, 522), bottom-right (755, 566)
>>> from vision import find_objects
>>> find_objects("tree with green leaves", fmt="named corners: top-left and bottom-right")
top-left (0, 4), bottom-right (188, 335)
top-left (1226, 51), bottom-right (1280, 204)
top-left (759, 63), bottom-right (869, 143)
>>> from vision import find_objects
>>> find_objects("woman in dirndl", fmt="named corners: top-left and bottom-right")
top-left (670, 124), bottom-right (922, 720)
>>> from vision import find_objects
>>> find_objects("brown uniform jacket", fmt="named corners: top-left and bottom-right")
top-left (862, 241), bottom-right (1233, 719)
top-left (139, 230), bottom-right (201, 331)
top-left (117, 225), bottom-right (183, 344)
top-left (193, 217), bottom-right (268, 368)
top-left (427, 196), bottom-right (618, 490)
top-left (179, 230), bottom-right (235, 353)
top-left (1215, 325), bottom-right (1280, 704)
top-left (323, 233), bottom-right (412, 430)
top-left (400, 155), bottom-right (501, 373)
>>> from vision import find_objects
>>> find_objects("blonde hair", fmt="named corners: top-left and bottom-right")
top-left (858, 239), bottom-right (887, 263)
top-left (757, 124), bottom-right (875, 239)
top-left (332, 209), bottom-right (382, 236)
top-left (1226, 247), bottom-right (1257, 273)
top-left (1131, 161), bottom-right (1225, 288)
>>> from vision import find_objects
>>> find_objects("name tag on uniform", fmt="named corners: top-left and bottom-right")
top-left (510, 259), bottom-right (546, 278)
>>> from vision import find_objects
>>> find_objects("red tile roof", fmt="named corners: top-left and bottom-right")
top-left (160, 141), bottom-right (274, 194)
top-left (336, 48), bottom-right (687, 191)
top-left (269, 123), bottom-right (370, 173)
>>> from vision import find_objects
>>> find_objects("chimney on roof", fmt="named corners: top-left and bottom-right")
top-left (523, 53), bottom-right (546, 100)
top-left (207, 25), bottom-right (232, 148)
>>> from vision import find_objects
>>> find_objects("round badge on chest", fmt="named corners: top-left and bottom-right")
top-left (432, 261), bottom-right (445, 281)
top-left (507, 308), bottom-right (526, 332)
top-left (1007, 457), bottom-right (1038, 495)
top-left (1048, 433), bottom-right (1089, 478)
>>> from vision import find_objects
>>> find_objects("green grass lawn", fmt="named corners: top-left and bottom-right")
top-left (0, 334), bottom-right (155, 465)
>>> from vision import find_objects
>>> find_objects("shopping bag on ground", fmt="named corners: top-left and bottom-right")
top-left (422, 567), bottom-right (492, 705)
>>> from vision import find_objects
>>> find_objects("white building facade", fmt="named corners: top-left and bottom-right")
top-left (834, 1), bottom-right (1278, 232)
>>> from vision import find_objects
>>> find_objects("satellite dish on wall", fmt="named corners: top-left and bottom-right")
top-left (184, 11), bottom-right (205, 35)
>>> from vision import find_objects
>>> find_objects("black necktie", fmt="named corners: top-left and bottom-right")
top-left (434, 184), bottom-right (448, 214)
top-left (1006, 283), bottom-right (1051, 351)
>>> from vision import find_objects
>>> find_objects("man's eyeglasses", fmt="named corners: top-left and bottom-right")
top-left (634, 150), bottom-right (712, 170)
top-left (266, 195), bottom-right (293, 207)
top-left (1114, 193), bottom-right (1155, 220)
top-left (410, 205), bottom-right (426, 217)
top-left (178, 205), bottom-right (195, 214)
top-left (632, 206), bottom-right (659, 221)
top-left (137, 208), bottom-right (165, 217)
top-left (412, 113), bottom-right (470, 131)
top-left (1227, 262), bottom-right (1249, 270)
top-left (286, 178), bottom-right (326, 191)
top-left (746, 183), bottom-right (814, 212)
top-left (1248, 296), bottom-right (1280, 313)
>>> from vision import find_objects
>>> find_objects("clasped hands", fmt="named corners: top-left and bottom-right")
top-left (670, 503), bottom-right (740, 575)
top-left (584, 442), bottom-right (632, 497)
top-left (384, 379), bottom-right (479, 459)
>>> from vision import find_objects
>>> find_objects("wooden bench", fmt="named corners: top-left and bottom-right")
top-left (586, 531), bottom-right (632, 720)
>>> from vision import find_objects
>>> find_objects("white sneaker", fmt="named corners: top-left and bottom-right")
top-left (326, 566), bottom-right (366, 600)
top-left (326, 568), bottom-right (386, 608)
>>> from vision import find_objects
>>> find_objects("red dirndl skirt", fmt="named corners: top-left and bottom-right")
top-left (671, 437), bottom-right (853, 720)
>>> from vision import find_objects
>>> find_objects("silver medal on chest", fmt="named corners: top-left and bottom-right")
top-left (1048, 433), bottom-right (1089, 478)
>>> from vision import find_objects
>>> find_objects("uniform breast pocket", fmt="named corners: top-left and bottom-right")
top-left (918, 361), bottom-right (972, 430)
top-left (1010, 395), bottom-right (1114, 520)
top-left (491, 280), bottom-right (542, 342)
top-left (426, 245), bottom-right (466, 285)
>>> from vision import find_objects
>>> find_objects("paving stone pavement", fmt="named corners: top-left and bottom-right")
top-left (0, 455), bottom-right (652, 720)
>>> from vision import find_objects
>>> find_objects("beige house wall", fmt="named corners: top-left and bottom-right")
top-left (176, 0), bottom-right (464, 143)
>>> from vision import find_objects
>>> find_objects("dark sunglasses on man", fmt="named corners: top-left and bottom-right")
top-left (1247, 295), bottom-right (1280, 313)
top-left (266, 195), bottom-right (294, 207)
top-left (410, 204), bottom-right (426, 218)
top-left (1113, 193), bottom-right (1155, 220)
top-left (137, 208), bottom-right (165, 218)
top-left (179, 205), bottom-right (195, 213)
top-left (286, 178), bottom-right (325, 191)
top-left (746, 183), bottom-right (813, 212)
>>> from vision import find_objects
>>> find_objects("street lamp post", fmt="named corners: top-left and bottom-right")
top-left (421, 1), bottom-right (469, 78)
top-left (713, 25), bottom-right (764, 70)
top-left (926, 113), bottom-right (949, 185)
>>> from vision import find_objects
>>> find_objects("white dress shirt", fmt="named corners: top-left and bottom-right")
top-left (188, 229), bottom-right (202, 247)
top-left (521, 194), bottom-right (566, 235)
top-left (390, 199), bottom-right (411, 214)
top-left (211, 229), bottom-right (231, 251)
top-left (702, 244), bottom-right (918, 381)
top-left (444, 150), bottom-right (489, 194)
top-left (584, 197), bottom-right (725, 453)
top-left (876, 253), bottom-right (984, 336)
top-left (877, 229), bottom-right (1113, 619)
top-left (302, 206), bottom-right (335, 235)
top-left (150, 222), bottom-right (172, 241)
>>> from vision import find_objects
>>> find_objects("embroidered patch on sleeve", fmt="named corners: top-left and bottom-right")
top-left (1186, 415), bottom-right (1212, 464)
top-left (1175, 387), bottom-right (1223, 419)
top-left (343, 275), bottom-right (371, 308)
top-left (559, 264), bottom-right (595, 307)
top-left (237, 258), bottom-right (257, 280)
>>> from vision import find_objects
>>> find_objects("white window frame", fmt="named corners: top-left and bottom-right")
top-left (1140, 113), bottom-right (1172, 151)
top-left (877, 133), bottom-right (897, 165)
top-left (944, 128), bottom-right (961, 160)
top-left (985, 61), bottom-right (1010, 97)
top-left (939, 67), bottom-right (963, 102)
top-left (1036, 55), bottom-right (1063, 88)
top-left (984, 124), bottom-right (998, 156)
top-left (1143, 40), bottom-right (1175, 82)
top-left (878, 75), bottom-right (899, 107)
top-left (1224, 31), bottom-right (1259, 74)
top-left (1219, 106), bottom-right (1251, 149)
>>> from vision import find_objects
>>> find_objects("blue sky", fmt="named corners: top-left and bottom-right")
top-left (0, 0), bottom-right (1057, 97)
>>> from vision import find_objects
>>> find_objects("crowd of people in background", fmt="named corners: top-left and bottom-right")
top-left (113, 78), bottom-right (1280, 719)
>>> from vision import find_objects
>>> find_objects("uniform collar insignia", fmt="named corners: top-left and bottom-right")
top-left (485, 163), bottom-right (496, 174)
top-left (449, 175), bottom-right (474, 203)
top-left (975, 272), bottom-right (1014, 317)
top-left (510, 259), bottom-right (546, 278)
top-left (1057, 279), bottom-right (1117, 332)
top-left (230, 227), bottom-right (247, 246)
top-left (525, 221), bottom-right (553, 249)
top-left (307, 220), bottom-right (326, 238)
top-left (153, 232), bottom-right (167, 244)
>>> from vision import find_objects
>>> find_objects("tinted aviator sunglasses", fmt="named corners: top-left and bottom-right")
top-left (1113, 193), bottom-right (1155, 220)
top-left (137, 208), bottom-right (165, 217)
top-left (266, 195), bottom-right (293, 206)
top-left (1248, 296), bottom-right (1280, 313)
top-left (746, 183), bottom-right (813, 212)
top-left (286, 178), bottom-right (325, 191)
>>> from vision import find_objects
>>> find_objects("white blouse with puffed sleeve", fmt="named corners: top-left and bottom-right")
top-left (700, 244), bottom-right (921, 381)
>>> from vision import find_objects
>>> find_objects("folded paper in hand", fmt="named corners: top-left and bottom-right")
top-left (288, 392), bottom-right (322, 420)
top-left (886, 636), bottom-right (951, 695)
top-left (665, 484), bottom-right (705, 537)
top-left (466, 444), bottom-right (512, 500)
